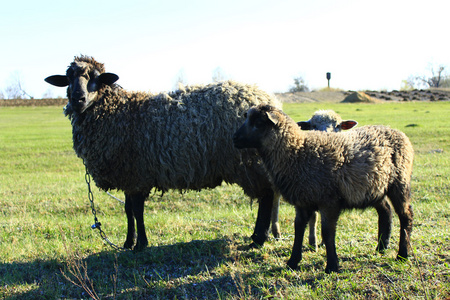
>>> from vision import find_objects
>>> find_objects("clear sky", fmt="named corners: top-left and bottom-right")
top-left (1, 0), bottom-right (448, 99)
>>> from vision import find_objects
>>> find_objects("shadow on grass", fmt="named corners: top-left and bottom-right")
top-left (0, 237), bottom-right (272, 299)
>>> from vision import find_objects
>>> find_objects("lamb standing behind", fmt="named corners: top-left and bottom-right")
top-left (297, 109), bottom-right (358, 250)
top-left (233, 105), bottom-right (414, 273)
top-left (45, 56), bottom-right (282, 251)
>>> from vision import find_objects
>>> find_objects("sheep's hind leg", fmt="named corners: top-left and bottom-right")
top-left (271, 192), bottom-right (282, 239)
top-left (308, 212), bottom-right (318, 251)
top-left (287, 207), bottom-right (312, 269)
top-left (388, 185), bottom-right (413, 260)
top-left (374, 197), bottom-right (392, 254)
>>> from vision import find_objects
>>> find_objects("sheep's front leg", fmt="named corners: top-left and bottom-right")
top-left (124, 193), bottom-right (149, 251)
top-left (124, 194), bottom-right (136, 249)
top-left (321, 206), bottom-right (341, 273)
top-left (287, 207), bottom-right (312, 269)
top-left (250, 188), bottom-right (274, 248)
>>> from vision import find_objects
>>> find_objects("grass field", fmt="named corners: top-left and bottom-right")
top-left (0, 101), bottom-right (449, 299)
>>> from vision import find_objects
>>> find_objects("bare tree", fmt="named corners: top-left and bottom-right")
top-left (408, 64), bottom-right (448, 89)
top-left (173, 68), bottom-right (187, 90)
top-left (212, 67), bottom-right (227, 83)
top-left (4, 71), bottom-right (33, 99)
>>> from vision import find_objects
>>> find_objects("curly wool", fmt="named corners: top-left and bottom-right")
top-left (66, 80), bottom-right (282, 195)
top-left (254, 107), bottom-right (413, 209)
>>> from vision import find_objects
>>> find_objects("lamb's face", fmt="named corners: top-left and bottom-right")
top-left (297, 110), bottom-right (357, 132)
top-left (45, 61), bottom-right (118, 114)
top-left (233, 106), bottom-right (279, 149)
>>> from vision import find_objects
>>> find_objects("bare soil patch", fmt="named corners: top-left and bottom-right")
top-left (275, 88), bottom-right (450, 103)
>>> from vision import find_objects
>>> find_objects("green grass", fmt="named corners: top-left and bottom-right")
top-left (0, 102), bottom-right (449, 299)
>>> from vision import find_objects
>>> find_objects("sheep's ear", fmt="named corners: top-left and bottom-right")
top-left (98, 73), bottom-right (119, 86)
top-left (297, 121), bottom-right (311, 130)
top-left (45, 75), bottom-right (69, 87)
top-left (341, 120), bottom-right (358, 130)
top-left (266, 111), bottom-right (280, 126)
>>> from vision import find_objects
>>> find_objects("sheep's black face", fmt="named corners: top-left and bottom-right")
top-left (233, 106), bottom-right (277, 149)
top-left (45, 61), bottom-right (118, 114)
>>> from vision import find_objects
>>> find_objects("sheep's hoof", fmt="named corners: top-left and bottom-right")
top-left (396, 254), bottom-right (408, 261)
top-left (123, 240), bottom-right (135, 250)
top-left (376, 246), bottom-right (387, 255)
top-left (133, 240), bottom-right (148, 252)
top-left (271, 224), bottom-right (281, 240)
top-left (286, 260), bottom-right (298, 270)
top-left (248, 242), bottom-right (263, 249)
top-left (325, 264), bottom-right (339, 274)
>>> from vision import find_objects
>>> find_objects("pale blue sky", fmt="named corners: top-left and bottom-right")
top-left (1, 0), bottom-right (448, 98)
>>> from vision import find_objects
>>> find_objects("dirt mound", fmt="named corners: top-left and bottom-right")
top-left (275, 91), bottom-right (346, 103)
top-left (365, 89), bottom-right (450, 102)
top-left (341, 91), bottom-right (382, 103)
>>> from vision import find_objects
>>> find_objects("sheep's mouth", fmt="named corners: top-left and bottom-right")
top-left (71, 98), bottom-right (94, 114)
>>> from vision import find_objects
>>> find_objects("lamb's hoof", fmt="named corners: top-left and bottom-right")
top-left (286, 259), bottom-right (299, 270)
top-left (306, 244), bottom-right (318, 252)
top-left (396, 254), bottom-right (408, 261)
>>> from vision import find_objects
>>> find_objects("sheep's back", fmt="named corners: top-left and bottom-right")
top-left (332, 125), bottom-right (413, 207)
top-left (271, 123), bottom-right (413, 209)
top-left (77, 81), bottom-right (281, 194)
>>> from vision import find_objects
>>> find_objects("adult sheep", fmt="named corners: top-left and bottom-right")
top-left (233, 105), bottom-right (414, 273)
top-left (297, 110), bottom-right (358, 250)
top-left (45, 55), bottom-right (282, 251)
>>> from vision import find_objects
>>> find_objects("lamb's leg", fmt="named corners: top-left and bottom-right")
top-left (250, 188), bottom-right (274, 248)
top-left (308, 212), bottom-right (318, 251)
top-left (271, 192), bottom-right (282, 239)
top-left (388, 185), bottom-right (413, 260)
top-left (287, 207), bottom-right (312, 269)
top-left (374, 197), bottom-right (392, 254)
top-left (123, 194), bottom-right (136, 249)
top-left (321, 207), bottom-right (341, 273)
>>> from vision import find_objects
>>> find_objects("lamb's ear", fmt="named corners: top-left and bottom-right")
top-left (340, 120), bottom-right (358, 130)
top-left (297, 121), bottom-right (312, 130)
top-left (98, 73), bottom-right (119, 86)
top-left (45, 75), bottom-right (69, 87)
top-left (266, 111), bottom-right (280, 126)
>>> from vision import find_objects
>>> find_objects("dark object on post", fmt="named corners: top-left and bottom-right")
top-left (326, 72), bottom-right (331, 88)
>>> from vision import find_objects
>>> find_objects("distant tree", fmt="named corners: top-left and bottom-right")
top-left (212, 67), bottom-right (227, 83)
top-left (408, 64), bottom-right (448, 89)
top-left (0, 90), bottom-right (4, 99)
top-left (400, 79), bottom-right (414, 91)
top-left (173, 68), bottom-right (187, 90)
top-left (4, 71), bottom-right (33, 99)
top-left (289, 76), bottom-right (309, 92)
